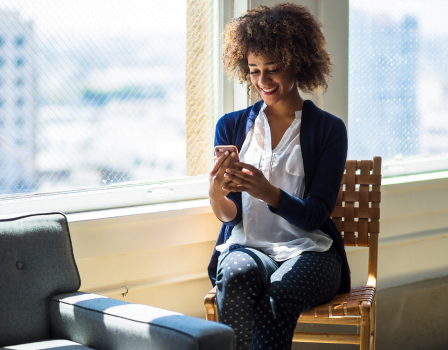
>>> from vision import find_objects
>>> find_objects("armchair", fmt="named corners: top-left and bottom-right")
top-left (0, 212), bottom-right (234, 350)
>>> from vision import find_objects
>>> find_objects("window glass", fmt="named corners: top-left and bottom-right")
top-left (0, 1), bottom-right (215, 198)
top-left (349, 0), bottom-right (448, 171)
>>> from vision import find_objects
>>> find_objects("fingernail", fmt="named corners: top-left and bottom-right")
top-left (225, 151), bottom-right (229, 155)
top-left (231, 152), bottom-right (235, 156)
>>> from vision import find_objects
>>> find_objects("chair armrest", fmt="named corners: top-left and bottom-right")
top-left (49, 292), bottom-right (235, 350)
top-left (204, 286), bottom-right (218, 322)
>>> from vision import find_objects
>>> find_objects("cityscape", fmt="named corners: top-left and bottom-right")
top-left (348, 6), bottom-right (448, 160)
top-left (1, 4), bottom-right (448, 197)
top-left (0, 9), bottom-right (187, 196)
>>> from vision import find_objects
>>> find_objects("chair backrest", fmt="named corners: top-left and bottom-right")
top-left (330, 157), bottom-right (382, 286)
top-left (0, 212), bottom-right (81, 347)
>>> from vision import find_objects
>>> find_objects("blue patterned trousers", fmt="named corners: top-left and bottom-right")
top-left (215, 244), bottom-right (342, 350)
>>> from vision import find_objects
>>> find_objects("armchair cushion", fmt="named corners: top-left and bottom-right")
top-left (49, 292), bottom-right (235, 350)
top-left (0, 213), bottom-right (81, 347)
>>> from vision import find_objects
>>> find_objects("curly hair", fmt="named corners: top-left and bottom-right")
top-left (221, 3), bottom-right (333, 95)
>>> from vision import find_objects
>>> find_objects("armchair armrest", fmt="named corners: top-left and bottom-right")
top-left (49, 292), bottom-right (234, 350)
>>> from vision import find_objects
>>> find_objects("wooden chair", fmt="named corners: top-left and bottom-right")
top-left (204, 157), bottom-right (382, 350)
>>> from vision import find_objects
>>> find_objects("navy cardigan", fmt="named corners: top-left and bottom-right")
top-left (208, 99), bottom-right (351, 294)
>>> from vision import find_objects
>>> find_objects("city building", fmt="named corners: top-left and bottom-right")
top-left (0, 10), bottom-right (36, 195)
top-left (349, 10), bottom-right (419, 160)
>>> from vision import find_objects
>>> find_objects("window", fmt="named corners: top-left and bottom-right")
top-left (0, 1), bottom-right (216, 201)
top-left (349, 0), bottom-right (448, 176)
top-left (0, 57), bottom-right (5, 67)
top-left (0, 36), bottom-right (4, 47)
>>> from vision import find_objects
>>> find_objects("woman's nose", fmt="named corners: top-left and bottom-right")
top-left (258, 72), bottom-right (271, 86)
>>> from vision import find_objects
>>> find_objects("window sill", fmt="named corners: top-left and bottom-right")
top-left (0, 176), bottom-right (210, 219)
top-left (1, 169), bottom-right (447, 223)
top-left (67, 198), bottom-right (212, 227)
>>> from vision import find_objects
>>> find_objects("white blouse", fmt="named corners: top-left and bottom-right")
top-left (216, 103), bottom-right (333, 261)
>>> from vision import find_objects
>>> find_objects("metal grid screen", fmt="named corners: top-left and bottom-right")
top-left (0, 0), bottom-right (215, 198)
top-left (349, 0), bottom-right (448, 165)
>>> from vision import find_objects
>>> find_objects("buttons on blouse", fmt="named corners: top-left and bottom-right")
top-left (16, 261), bottom-right (23, 269)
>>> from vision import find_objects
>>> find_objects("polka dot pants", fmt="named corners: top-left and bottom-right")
top-left (215, 244), bottom-right (342, 350)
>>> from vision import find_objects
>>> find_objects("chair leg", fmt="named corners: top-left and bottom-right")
top-left (370, 298), bottom-right (377, 350)
top-left (360, 303), bottom-right (371, 350)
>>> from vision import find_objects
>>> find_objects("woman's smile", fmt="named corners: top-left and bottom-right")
top-left (260, 86), bottom-right (279, 95)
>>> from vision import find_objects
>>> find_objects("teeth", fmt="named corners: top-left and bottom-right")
top-left (261, 86), bottom-right (277, 92)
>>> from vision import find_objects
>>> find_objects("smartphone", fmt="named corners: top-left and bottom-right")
top-left (214, 145), bottom-right (240, 169)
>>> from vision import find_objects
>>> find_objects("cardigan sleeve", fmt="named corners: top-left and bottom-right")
top-left (213, 115), bottom-right (243, 227)
top-left (268, 118), bottom-right (347, 230)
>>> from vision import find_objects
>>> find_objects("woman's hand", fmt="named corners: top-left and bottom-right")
top-left (208, 151), bottom-right (238, 202)
top-left (223, 161), bottom-right (282, 209)
top-left (208, 152), bottom-right (239, 222)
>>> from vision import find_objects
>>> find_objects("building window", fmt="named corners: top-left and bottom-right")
top-left (349, 0), bottom-right (448, 175)
top-left (0, 98), bottom-right (4, 108)
top-left (15, 57), bottom-right (24, 67)
top-left (0, 57), bottom-right (5, 67)
top-left (0, 117), bottom-right (4, 127)
top-left (15, 116), bottom-right (25, 127)
top-left (15, 98), bottom-right (24, 107)
top-left (15, 77), bottom-right (23, 86)
top-left (0, 37), bottom-right (4, 47)
top-left (15, 36), bottom-right (25, 47)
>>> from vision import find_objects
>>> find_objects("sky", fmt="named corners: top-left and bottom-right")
top-left (0, 0), bottom-right (186, 35)
top-left (350, 0), bottom-right (448, 35)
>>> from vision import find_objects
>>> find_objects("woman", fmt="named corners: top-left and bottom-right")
top-left (208, 4), bottom-right (350, 350)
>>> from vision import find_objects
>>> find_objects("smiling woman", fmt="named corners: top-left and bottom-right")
top-left (207, 3), bottom-right (349, 350)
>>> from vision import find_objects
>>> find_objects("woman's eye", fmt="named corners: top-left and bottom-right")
top-left (250, 71), bottom-right (259, 75)
top-left (269, 69), bottom-right (280, 73)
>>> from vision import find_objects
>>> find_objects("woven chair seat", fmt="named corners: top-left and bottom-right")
top-left (300, 285), bottom-right (376, 318)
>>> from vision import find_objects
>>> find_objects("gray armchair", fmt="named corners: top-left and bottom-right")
top-left (0, 212), bottom-right (235, 350)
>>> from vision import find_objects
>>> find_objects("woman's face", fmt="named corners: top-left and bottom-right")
top-left (247, 52), bottom-right (299, 106)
